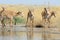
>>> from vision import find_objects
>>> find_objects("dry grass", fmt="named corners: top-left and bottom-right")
top-left (0, 5), bottom-right (60, 27)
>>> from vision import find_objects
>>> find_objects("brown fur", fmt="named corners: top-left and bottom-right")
top-left (0, 7), bottom-right (22, 27)
top-left (26, 9), bottom-right (34, 27)
top-left (41, 8), bottom-right (56, 24)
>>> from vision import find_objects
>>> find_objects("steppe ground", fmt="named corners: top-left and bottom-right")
top-left (0, 5), bottom-right (59, 27)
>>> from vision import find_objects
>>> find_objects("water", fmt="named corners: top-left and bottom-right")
top-left (0, 25), bottom-right (60, 40)
top-left (0, 25), bottom-right (43, 40)
top-left (0, 32), bottom-right (42, 40)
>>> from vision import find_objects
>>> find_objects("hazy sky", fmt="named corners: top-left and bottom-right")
top-left (0, 0), bottom-right (60, 6)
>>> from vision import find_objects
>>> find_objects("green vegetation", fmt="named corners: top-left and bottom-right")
top-left (13, 17), bottom-right (25, 24)
top-left (4, 17), bottom-right (25, 24)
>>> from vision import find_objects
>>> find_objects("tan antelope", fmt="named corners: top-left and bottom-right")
top-left (0, 7), bottom-right (23, 27)
top-left (41, 8), bottom-right (49, 23)
top-left (0, 7), bottom-right (5, 27)
top-left (0, 7), bottom-right (23, 37)
top-left (26, 9), bottom-right (34, 27)
top-left (41, 8), bottom-right (56, 28)
top-left (26, 9), bottom-right (34, 40)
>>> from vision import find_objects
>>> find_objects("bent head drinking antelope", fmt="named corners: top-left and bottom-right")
top-left (0, 7), bottom-right (23, 27)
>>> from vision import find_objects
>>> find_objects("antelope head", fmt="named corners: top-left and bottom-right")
top-left (16, 11), bottom-right (23, 17)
